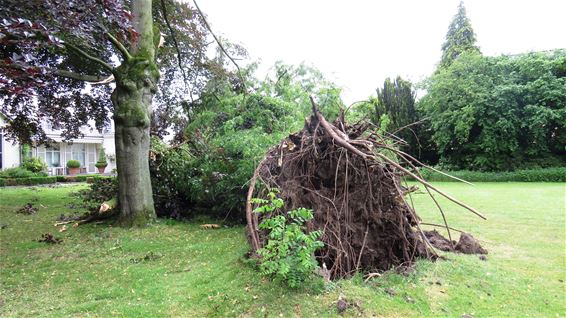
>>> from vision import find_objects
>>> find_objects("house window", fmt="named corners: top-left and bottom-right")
top-left (71, 144), bottom-right (86, 167)
top-left (45, 145), bottom-right (61, 167)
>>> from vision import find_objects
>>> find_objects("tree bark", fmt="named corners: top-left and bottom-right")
top-left (111, 0), bottom-right (159, 226)
top-left (112, 58), bottom-right (158, 226)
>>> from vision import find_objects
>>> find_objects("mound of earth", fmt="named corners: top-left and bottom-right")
top-left (424, 230), bottom-right (487, 254)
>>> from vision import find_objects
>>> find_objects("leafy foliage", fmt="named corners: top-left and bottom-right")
top-left (419, 50), bottom-right (566, 171)
top-left (367, 76), bottom-right (438, 161)
top-left (77, 177), bottom-right (118, 213)
top-left (0, 167), bottom-right (46, 178)
top-left (95, 148), bottom-right (108, 168)
top-left (252, 192), bottom-right (324, 288)
top-left (0, 1), bottom-right (126, 143)
top-left (171, 63), bottom-right (342, 220)
top-left (150, 0), bottom-right (248, 140)
top-left (21, 157), bottom-right (47, 173)
top-left (66, 160), bottom-right (80, 169)
top-left (0, 0), bottom-right (237, 144)
top-left (148, 137), bottom-right (191, 219)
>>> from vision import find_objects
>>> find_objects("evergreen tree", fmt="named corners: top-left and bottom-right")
top-left (375, 77), bottom-right (417, 134)
top-left (440, 1), bottom-right (481, 67)
top-left (373, 76), bottom-right (428, 159)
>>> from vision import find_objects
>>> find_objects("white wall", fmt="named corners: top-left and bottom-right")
top-left (0, 116), bottom-right (21, 169)
top-left (0, 135), bottom-right (21, 169)
top-left (102, 132), bottom-right (116, 172)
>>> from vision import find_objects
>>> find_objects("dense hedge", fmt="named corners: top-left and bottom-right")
top-left (0, 174), bottom-right (107, 187)
top-left (0, 176), bottom-right (57, 186)
top-left (414, 167), bottom-right (566, 182)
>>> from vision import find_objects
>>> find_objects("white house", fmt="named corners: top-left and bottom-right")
top-left (0, 115), bottom-right (116, 175)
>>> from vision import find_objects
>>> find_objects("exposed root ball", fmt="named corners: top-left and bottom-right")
top-left (246, 101), bottom-right (485, 279)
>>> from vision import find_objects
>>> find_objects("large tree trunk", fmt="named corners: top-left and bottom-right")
top-left (111, 60), bottom-right (158, 226)
top-left (111, 0), bottom-right (159, 226)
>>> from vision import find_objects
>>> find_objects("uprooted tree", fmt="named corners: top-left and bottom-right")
top-left (246, 98), bottom-right (487, 279)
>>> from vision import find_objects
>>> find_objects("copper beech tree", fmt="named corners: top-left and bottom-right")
top-left (0, 0), bottom-right (228, 226)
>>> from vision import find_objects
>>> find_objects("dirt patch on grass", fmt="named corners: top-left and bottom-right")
top-left (425, 230), bottom-right (487, 255)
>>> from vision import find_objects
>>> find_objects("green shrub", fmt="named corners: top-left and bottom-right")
top-left (252, 192), bottom-right (324, 288)
top-left (74, 175), bottom-right (88, 182)
top-left (0, 176), bottom-right (57, 186)
top-left (95, 148), bottom-right (108, 168)
top-left (0, 167), bottom-right (46, 178)
top-left (178, 94), bottom-right (308, 221)
top-left (149, 138), bottom-right (191, 219)
top-left (59, 174), bottom-right (99, 182)
top-left (21, 157), bottom-right (47, 173)
top-left (66, 160), bottom-right (81, 168)
top-left (414, 167), bottom-right (566, 182)
top-left (0, 174), bottom-right (105, 187)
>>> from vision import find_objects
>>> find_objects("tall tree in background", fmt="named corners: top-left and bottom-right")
top-left (440, 1), bottom-right (480, 68)
top-left (420, 50), bottom-right (566, 171)
top-left (372, 76), bottom-right (428, 159)
top-left (0, 0), bottom-right (223, 226)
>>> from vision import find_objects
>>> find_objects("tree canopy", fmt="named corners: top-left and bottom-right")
top-left (419, 50), bottom-right (566, 171)
top-left (0, 0), bottom-right (235, 143)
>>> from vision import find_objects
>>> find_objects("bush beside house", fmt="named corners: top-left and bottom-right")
top-left (67, 160), bottom-right (81, 175)
top-left (95, 148), bottom-right (108, 173)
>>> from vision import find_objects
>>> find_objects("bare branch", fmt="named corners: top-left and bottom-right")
top-left (374, 152), bottom-right (487, 220)
top-left (89, 74), bottom-right (115, 85)
top-left (159, 0), bottom-right (189, 86)
top-left (53, 69), bottom-right (113, 83)
top-left (65, 43), bottom-right (114, 72)
top-left (107, 33), bottom-right (133, 61)
top-left (1, 61), bottom-right (112, 83)
top-left (192, 0), bottom-right (247, 90)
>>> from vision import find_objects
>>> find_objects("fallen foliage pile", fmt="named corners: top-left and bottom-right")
top-left (16, 203), bottom-right (38, 215)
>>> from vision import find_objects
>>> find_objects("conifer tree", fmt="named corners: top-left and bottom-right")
top-left (440, 1), bottom-right (481, 67)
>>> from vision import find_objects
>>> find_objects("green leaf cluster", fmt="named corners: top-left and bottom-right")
top-left (95, 148), bottom-right (108, 168)
top-left (21, 157), bottom-right (47, 173)
top-left (253, 192), bottom-right (324, 288)
top-left (420, 50), bottom-right (566, 171)
top-left (164, 63), bottom-right (342, 220)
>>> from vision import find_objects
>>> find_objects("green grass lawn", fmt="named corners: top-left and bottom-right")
top-left (1, 182), bottom-right (564, 317)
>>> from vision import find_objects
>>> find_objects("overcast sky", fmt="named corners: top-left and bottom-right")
top-left (199, 0), bottom-right (566, 104)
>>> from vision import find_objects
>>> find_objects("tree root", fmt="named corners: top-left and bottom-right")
top-left (245, 97), bottom-right (486, 279)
